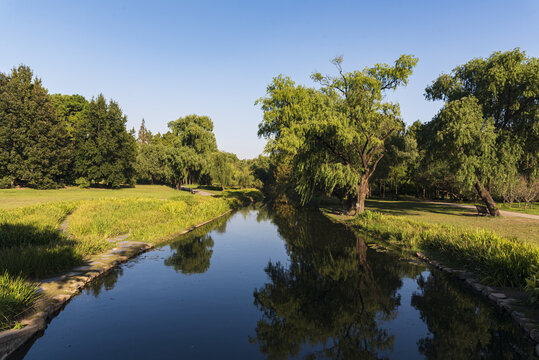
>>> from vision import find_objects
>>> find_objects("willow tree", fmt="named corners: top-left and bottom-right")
top-left (257, 55), bottom-right (417, 213)
top-left (427, 97), bottom-right (500, 215)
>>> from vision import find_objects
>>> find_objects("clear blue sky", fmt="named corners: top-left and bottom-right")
top-left (1, 0), bottom-right (538, 159)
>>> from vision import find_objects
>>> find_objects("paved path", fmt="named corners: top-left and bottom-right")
top-left (180, 186), bottom-right (215, 196)
top-left (427, 201), bottom-right (539, 220)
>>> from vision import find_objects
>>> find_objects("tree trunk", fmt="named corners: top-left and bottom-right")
top-left (474, 179), bottom-right (500, 216)
top-left (175, 180), bottom-right (180, 191)
top-left (356, 176), bottom-right (369, 214)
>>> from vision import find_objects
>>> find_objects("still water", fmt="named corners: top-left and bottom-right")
top-left (19, 204), bottom-right (535, 359)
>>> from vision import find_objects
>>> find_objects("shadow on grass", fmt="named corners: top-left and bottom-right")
top-left (0, 223), bottom-right (83, 279)
top-left (365, 199), bottom-right (474, 217)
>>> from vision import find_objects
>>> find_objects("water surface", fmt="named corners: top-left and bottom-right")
top-left (19, 205), bottom-right (535, 359)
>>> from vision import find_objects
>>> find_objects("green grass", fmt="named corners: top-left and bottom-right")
top-left (0, 272), bottom-right (41, 330)
top-left (363, 199), bottom-right (539, 245)
top-left (0, 185), bottom-right (184, 209)
top-left (0, 185), bottom-right (262, 329)
top-left (497, 202), bottom-right (539, 216)
top-left (68, 196), bottom-right (232, 243)
top-left (344, 210), bottom-right (539, 290)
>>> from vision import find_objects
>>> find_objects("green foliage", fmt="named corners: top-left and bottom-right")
top-left (349, 211), bottom-right (539, 289)
top-left (425, 49), bottom-right (538, 172)
top-left (0, 66), bottom-right (71, 188)
top-left (428, 96), bottom-right (497, 190)
top-left (73, 94), bottom-right (137, 188)
top-left (167, 114), bottom-right (217, 154)
top-left (75, 177), bottom-right (90, 189)
top-left (257, 56), bottom-right (418, 210)
top-left (50, 93), bottom-right (87, 141)
top-left (210, 152), bottom-right (235, 189)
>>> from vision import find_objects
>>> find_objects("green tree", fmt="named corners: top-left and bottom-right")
top-left (164, 145), bottom-right (201, 190)
top-left (257, 55), bottom-right (418, 213)
top-left (137, 118), bottom-right (151, 145)
top-left (50, 93), bottom-right (87, 141)
top-left (73, 94), bottom-right (136, 188)
top-left (426, 97), bottom-right (500, 215)
top-left (135, 142), bottom-right (169, 184)
top-left (0, 66), bottom-right (71, 188)
top-left (425, 48), bottom-right (538, 176)
top-left (167, 114), bottom-right (217, 154)
top-left (211, 151), bottom-right (234, 190)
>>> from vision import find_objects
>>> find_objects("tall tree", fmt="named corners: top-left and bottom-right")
top-left (427, 97), bottom-right (500, 215)
top-left (50, 93), bottom-right (87, 141)
top-left (137, 118), bottom-right (151, 144)
top-left (211, 151), bottom-right (235, 190)
top-left (73, 94), bottom-right (136, 188)
top-left (167, 114), bottom-right (217, 154)
top-left (257, 56), bottom-right (418, 213)
top-left (425, 48), bottom-right (538, 175)
top-left (0, 66), bottom-right (70, 188)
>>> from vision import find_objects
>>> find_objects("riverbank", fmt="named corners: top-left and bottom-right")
top-left (322, 208), bottom-right (539, 355)
top-left (0, 186), bottom-right (262, 342)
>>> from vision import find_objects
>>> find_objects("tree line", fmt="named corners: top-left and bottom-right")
top-left (255, 49), bottom-right (538, 215)
top-left (0, 66), bottom-right (259, 190)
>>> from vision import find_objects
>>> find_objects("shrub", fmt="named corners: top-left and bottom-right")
top-left (75, 177), bottom-right (91, 189)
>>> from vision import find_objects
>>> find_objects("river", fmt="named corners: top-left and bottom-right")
top-left (17, 204), bottom-right (535, 359)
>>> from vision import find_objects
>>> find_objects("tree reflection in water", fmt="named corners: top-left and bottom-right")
top-left (252, 203), bottom-right (535, 359)
top-left (164, 214), bottom-right (229, 275)
top-left (85, 267), bottom-right (124, 297)
top-left (251, 203), bottom-right (418, 359)
top-left (411, 272), bottom-right (534, 360)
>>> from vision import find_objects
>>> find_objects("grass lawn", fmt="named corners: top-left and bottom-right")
top-left (0, 185), bottom-right (185, 209)
top-left (364, 199), bottom-right (539, 245)
top-left (495, 202), bottom-right (538, 216)
top-left (0, 185), bottom-right (262, 329)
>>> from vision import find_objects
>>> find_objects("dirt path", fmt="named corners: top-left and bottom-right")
top-left (427, 201), bottom-right (539, 220)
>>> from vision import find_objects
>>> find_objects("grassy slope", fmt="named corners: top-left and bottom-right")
top-left (0, 185), bottom-right (262, 329)
top-left (364, 199), bottom-right (539, 245)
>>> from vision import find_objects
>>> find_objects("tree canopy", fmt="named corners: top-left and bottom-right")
top-left (257, 55), bottom-right (418, 212)
top-left (0, 66), bottom-right (70, 188)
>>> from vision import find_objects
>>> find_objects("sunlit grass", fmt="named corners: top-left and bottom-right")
top-left (68, 196), bottom-right (232, 243)
top-left (0, 272), bottom-right (41, 330)
top-left (364, 199), bottom-right (539, 245)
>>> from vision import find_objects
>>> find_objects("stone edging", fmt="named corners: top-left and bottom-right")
top-left (0, 209), bottom-right (233, 360)
top-left (415, 251), bottom-right (539, 357)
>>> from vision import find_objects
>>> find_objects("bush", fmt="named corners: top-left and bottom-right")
top-left (75, 177), bottom-right (91, 189)
top-left (0, 177), bottom-right (12, 189)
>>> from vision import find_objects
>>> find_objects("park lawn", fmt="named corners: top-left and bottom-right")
top-left (494, 202), bottom-right (538, 216)
top-left (364, 199), bottom-right (539, 246)
top-left (0, 185), bottom-right (262, 330)
top-left (0, 185), bottom-right (185, 209)
top-left (457, 200), bottom-right (539, 216)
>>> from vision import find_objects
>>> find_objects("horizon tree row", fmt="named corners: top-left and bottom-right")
top-left (0, 65), bottom-right (258, 190)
